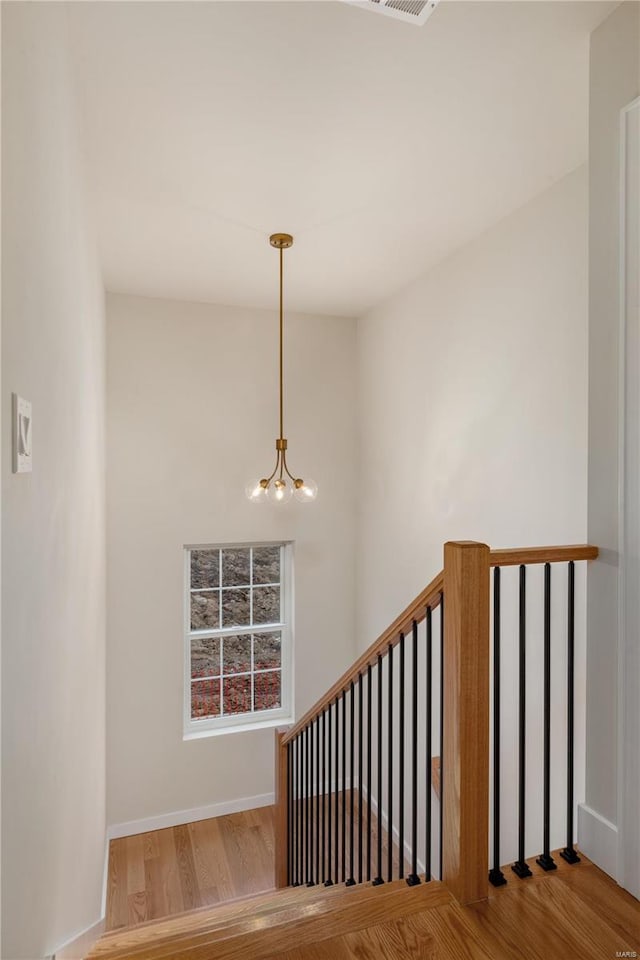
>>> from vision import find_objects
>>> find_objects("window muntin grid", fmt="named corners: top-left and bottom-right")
top-left (190, 545), bottom-right (281, 631)
top-left (185, 543), bottom-right (291, 736)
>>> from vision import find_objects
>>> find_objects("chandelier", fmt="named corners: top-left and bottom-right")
top-left (245, 233), bottom-right (318, 504)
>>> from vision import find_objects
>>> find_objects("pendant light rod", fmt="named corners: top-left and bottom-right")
top-left (279, 244), bottom-right (284, 441)
top-left (270, 231), bottom-right (292, 443)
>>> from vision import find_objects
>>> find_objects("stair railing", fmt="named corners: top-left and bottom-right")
top-left (274, 540), bottom-right (598, 905)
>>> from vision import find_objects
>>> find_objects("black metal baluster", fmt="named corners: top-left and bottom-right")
top-left (308, 723), bottom-right (314, 885)
top-left (561, 561), bottom-right (581, 865)
top-left (341, 689), bottom-right (347, 883)
top-left (512, 566), bottom-right (533, 878)
top-left (314, 720), bottom-right (318, 884)
top-left (307, 724), bottom-right (311, 886)
top-left (308, 721), bottom-right (313, 886)
top-left (305, 724), bottom-right (313, 887)
top-left (321, 709), bottom-right (326, 884)
top-left (311, 717), bottom-right (320, 883)
top-left (346, 682), bottom-right (356, 886)
top-left (312, 720), bottom-right (317, 885)
top-left (308, 722), bottom-right (312, 886)
top-left (334, 698), bottom-right (340, 885)
top-left (407, 621), bottom-right (421, 885)
top-left (373, 654), bottom-right (384, 885)
top-left (300, 729), bottom-right (304, 886)
top-left (313, 717), bottom-right (318, 885)
top-left (302, 727), bottom-right (309, 884)
top-left (289, 739), bottom-right (298, 887)
top-left (287, 741), bottom-right (292, 886)
top-left (304, 724), bottom-right (312, 887)
top-left (297, 732), bottom-right (302, 885)
top-left (489, 568), bottom-right (507, 886)
top-left (387, 642), bottom-right (394, 882)
top-left (366, 663), bottom-right (372, 882)
top-left (315, 716), bottom-right (320, 883)
top-left (358, 672), bottom-right (363, 885)
top-left (311, 720), bottom-right (316, 885)
top-left (439, 595), bottom-right (444, 882)
top-left (316, 716), bottom-right (321, 883)
top-left (537, 563), bottom-right (557, 872)
top-left (398, 633), bottom-right (405, 881)
top-left (325, 703), bottom-right (334, 885)
top-left (425, 606), bottom-right (432, 882)
top-left (292, 737), bottom-right (297, 885)
top-left (316, 718), bottom-right (320, 885)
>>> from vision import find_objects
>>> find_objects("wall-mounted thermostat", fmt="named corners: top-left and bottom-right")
top-left (12, 394), bottom-right (32, 473)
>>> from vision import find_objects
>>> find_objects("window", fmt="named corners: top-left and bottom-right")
top-left (184, 542), bottom-right (293, 737)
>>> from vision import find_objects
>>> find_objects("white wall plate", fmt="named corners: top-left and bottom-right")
top-left (12, 393), bottom-right (33, 473)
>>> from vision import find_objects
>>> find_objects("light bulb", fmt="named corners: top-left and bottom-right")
top-left (245, 478), bottom-right (268, 503)
top-left (267, 478), bottom-right (293, 504)
top-left (294, 478), bottom-right (318, 502)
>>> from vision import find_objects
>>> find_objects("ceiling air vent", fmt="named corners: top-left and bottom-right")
top-left (346, 0), bottom-right (440, 27)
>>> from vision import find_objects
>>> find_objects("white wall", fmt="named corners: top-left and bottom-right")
top-left (584, 0), bottom-right (639, 887)
top-left (617, 95), bottom-right (640, 900)
top-left (356, 168), bottom-right (589, 862)
top-left (106, 293), bottom-right (357, 829)
top-left (1, 5), bottom-right (107, 958)
top-left (357, 168), bottom-right (588, 639)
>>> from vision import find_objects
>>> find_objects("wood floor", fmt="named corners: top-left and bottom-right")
top-left (93, 851), bottom-right (639, 960)
top-left (106, 796), bottom-right (405, 931)
top-left (106, 806), bottom-right (277, 930)
top-left (104, 805), bottom-right (640, 960)
top-left (264, 854), bottom-right (640, 960)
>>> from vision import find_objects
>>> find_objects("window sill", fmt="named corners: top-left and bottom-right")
top-left (183, 714), bottom-right (293, 741)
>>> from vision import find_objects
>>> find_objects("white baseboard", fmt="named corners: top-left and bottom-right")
top-left (578, 802), bottom-right (619, 880)
top-left (107, 792), bottom-right (275, 840)
top-left (100, 832), bottom-right (111, 920)
top-left (53, 916), bottom-right (105, 960)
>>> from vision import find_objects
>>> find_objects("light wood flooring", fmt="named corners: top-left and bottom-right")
top-left (92, 851), bottom-right (639, 960)
top-left (106, 796), bottom-right (406, 931)
top-left (106, 806), bottom-right (277, 930)
top-left (104, 805), bottom-right (640, 960)
top-left (269, 854), bottom-right (640, 960)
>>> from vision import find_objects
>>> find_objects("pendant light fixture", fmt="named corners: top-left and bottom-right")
top-left (245, 233), bottom-right (318, 504)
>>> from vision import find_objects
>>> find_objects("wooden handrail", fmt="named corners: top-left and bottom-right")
top-left (275, 539), bottom-right (600, 904)
top-left (282, 545), bottom-right (597, 747)
top-left (489, 544), bottom-right (598, 566)
top-left (281, 544), bottom-right (598, 747)
top-left (281, 569), bottom-right (444, 746)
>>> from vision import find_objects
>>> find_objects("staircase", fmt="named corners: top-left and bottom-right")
top-left (83, 540), bottom-right (606, 960)
top-left (87, 878), bottom-right (452, 960)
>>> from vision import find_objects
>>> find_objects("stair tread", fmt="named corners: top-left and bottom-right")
top-left (87, 879), bottom-right (453, 960)
top-left (97, 879), bottom-right (378, 946)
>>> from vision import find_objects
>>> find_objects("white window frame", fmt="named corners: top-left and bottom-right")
top-left (183, 541), bottom-right (294, 739)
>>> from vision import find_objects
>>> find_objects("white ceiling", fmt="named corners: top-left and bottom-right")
top-left (68, 1), bottom-right (615, 317)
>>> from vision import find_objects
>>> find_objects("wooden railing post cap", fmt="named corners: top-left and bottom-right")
top-left (444, 540), bottom-right (490, 550)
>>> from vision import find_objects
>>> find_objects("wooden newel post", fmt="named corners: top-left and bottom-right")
top-left (442, 541), bottom-right (490, 904)
top-left (274, 727), bottom-right (289, 889)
